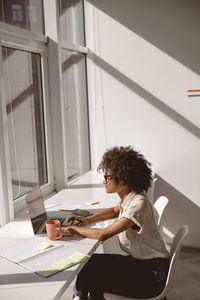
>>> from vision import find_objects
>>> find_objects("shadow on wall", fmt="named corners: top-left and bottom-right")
top-left (154, 174), bottom-right (200, 248)
top-left (89, 0), bottom-right (200, 75)
top-left (88, 51), bottom-right (200, 140)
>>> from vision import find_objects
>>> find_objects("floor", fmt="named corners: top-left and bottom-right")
top-left (61, 245), bottom-right (200, 300)
top-left (167, 247), bottom-right (200, 300)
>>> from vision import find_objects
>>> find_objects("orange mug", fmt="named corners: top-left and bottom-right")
top-left (46, 220), bottom-right (63, 240)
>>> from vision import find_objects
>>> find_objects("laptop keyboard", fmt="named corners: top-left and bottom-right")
top-left (52, 217), bottom-right (65, 223)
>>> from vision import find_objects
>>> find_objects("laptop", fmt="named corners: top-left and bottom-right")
top-left (26, 185), bottom-right (73, 235)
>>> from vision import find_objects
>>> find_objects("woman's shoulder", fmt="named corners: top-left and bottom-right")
top-left (126, 193), bottom-right (154, 219)
top-left (130, 192), bottom-right (148, 203)
top-left (124, 192), bottom-right (147, 208)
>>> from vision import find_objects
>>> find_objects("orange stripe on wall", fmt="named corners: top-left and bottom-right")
top-left (188, 90), bottom-right (200, 92)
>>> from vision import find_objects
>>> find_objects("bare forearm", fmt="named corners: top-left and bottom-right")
top-left (86, 207), bottom-right (118, 223)
top-left (64, 214), bottom-right (134, 241)
top-left (66, 226), bottom-right (104, 240)
top-left (67, 206), bottom-right (120, 227)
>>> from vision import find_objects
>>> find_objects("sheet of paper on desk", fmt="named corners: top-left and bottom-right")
top-left (0, 237), bottom-right (62, 263)
top-left (44, 203), bottom-right (61, 209)
top-left (81, 199), bottom-right (119, 211)
top-left (45, 203), bottom-right (81, 211)
top-left (20, 246), bottom-right (89, 277)
top-left (37, 264), bottom-right (59, 277)
top-left (0, 237), bottom-right (89, 278)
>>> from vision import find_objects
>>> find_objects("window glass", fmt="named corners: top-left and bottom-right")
top-left (61, 49), bottom-right (90, 179)
top-left (0, 0), bottom-right (44, 34)
top-left (59, 0), bottom-right (85, 45)
top-left (2, 47), bottom-right (47, 200)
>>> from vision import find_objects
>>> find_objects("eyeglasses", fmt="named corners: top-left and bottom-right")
top-left (104, 174), bottom-right (113, 182)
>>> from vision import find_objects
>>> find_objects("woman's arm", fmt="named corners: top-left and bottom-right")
top-left (69, 205), bottom-right (120, 226)
top-left (61, 216), bottom-right (134, 241)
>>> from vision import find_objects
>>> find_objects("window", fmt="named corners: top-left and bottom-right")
top-left (59, 0), bottom-right (85, 45)
top-left (2, 47), bottom-right (48, 200)
top-left (59, 0), bottom-right (91, 180)
top-left (0, 0), bottom-right (44, 34)
top-left (0, 0), bottom-right (90, 224)
top-left (62, 49), bottom-right (90, 179)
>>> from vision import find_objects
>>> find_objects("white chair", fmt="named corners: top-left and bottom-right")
top-left (153, 196), bottom-right (169, 227)
top-left (146, 176), bottom-right (168, 227)
top-left (147, 177), bottom-right (158, 203)
top-left (104, 225), bottom-right (189, 300)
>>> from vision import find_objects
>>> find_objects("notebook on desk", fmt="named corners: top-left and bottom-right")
top-left (26, 185), bottom-right (73, 236)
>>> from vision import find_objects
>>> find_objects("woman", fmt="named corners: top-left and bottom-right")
top-left (61, 146), bottom-right (169, 300)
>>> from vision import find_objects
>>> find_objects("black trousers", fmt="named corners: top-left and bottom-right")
top-left (74, 253), bottom-right (169, 300)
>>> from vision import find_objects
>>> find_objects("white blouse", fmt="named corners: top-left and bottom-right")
top-left (118, 191), bottom-right (169, 259)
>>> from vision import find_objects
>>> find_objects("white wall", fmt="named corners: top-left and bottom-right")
top-left (85, 0), bottom-right (200, 247)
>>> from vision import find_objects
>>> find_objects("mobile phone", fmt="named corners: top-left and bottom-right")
top-left (71, 209), bottom-right (92, 217)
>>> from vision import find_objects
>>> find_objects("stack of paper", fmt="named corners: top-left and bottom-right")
top-left (0, 237), bottom-right (89, 277)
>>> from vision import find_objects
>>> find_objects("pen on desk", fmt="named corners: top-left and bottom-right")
top-left (59, 209), bottom-right (72, 212)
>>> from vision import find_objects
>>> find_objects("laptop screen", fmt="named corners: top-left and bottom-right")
top-left (26, 185), bottom-right (47, 234)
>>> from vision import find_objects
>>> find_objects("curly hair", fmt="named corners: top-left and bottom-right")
top-left (97, 146), bottom-right (152, 193)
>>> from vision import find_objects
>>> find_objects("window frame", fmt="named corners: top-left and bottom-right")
top-left (0, 0), bottom-right (92, 222)
top-left (0, 21), bottom-right (55, 214)
top-left (59, 0), bottom-right (91, 183)
top-left (60, 45), bottom-right (91, 182)
top-left (43, 0), bottom-right (91, 188)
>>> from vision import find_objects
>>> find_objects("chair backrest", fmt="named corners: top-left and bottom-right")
top-left (153, 196), bottom-right (169, 226)
top-left (147, 177), bottom-right (158, 203)
top-left (159, 225), bottom-right (189, 297)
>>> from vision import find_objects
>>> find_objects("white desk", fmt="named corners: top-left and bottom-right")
top-left (0, 187), bottom-right (118, 300)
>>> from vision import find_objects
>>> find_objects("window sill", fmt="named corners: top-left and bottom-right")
top-left (67, 171), bottom-right (103, 188)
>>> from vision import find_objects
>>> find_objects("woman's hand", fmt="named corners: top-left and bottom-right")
top-left (61, 225), bottom-right (77, 234)
top-left (68, 215), bottom-right (91, 227)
